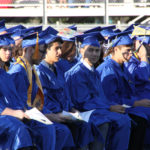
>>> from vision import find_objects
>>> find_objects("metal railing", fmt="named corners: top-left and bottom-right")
top-left (0, 0), bottom-right (150, 27)
top-left (0, 0), bottom-right (150, 6)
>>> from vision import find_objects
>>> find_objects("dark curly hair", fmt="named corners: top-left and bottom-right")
top-left (11, 40), bottom-right (23, 59)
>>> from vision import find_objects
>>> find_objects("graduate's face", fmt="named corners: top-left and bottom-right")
top-left (13, 36), bottom-right (23, 46)
top-left (114, 45), bottom-right (133, 62)
top-left (0, 46), bottom-right (12, 62)
top-left (81, 45), bottom-right (100, 66)
top-left (46, 42), bottom-right (62, 64)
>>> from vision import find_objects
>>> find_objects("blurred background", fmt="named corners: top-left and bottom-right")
top-left (0, 0), bottom-right (150, 31)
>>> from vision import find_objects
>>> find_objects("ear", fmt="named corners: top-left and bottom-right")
top-left (80, 47), bottom-right (85, 57)
top-left (113, 46), bottom-right (119, 53)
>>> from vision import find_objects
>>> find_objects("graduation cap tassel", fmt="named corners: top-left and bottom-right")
top-left (32, 32), bottom-right (39, 60)
top-left (75, 37), bottom-right (79, 57)
top-left (134, 30), bottom-right (147, 60)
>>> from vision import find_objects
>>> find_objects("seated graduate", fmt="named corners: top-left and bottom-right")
top-left (96, 31), bottom-right (150, 150)
top-left (124, 35), bottom-right (150, 100)
top-left (35, 33), bottom-right (102, 150)
top-left (65, 32), bottom-right (131, 150)
top-left (123, 33), bottom-right (150, 148)
top-left (0, 33), bottom-right (56, 150)
top-left (5, 26), bottom-right (43, 67)
top-left (8, 33), bottom-right (74, 150)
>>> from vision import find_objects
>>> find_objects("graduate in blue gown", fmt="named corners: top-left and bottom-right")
top-left (124, 35), bottom-right (150, 100)
top-left (123, 35), bottom-right (150, 148)
top-left (65, 33), bottom-right (131, 150)
top-left (0, 33), bottom-right (56, 150)
top-left (96, 32), bottom-right (150, 150)
top-left (8, 33), bottom-right (75, 150)
top-left (35, 34), bottom-right (102, 150)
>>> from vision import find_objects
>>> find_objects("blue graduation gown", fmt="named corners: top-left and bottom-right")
top-left (56, 58), bottom-right (78, 74)
top-left (36, 61), bottom-right (74, 113)
top-left (0, 68), bottom-right (55, 150)
top-left (65, 61), bottom-right (131, 150)
top-left (8, 63), bottom-right (74, 150)
top-left (124, 56), bottom-right (150, 99)
top-left (96, 58), bottom-right (150, 120)
top-left (36, 60), bottom-right (98, 148)
top-left (124, 56), bottom-right (150, 145)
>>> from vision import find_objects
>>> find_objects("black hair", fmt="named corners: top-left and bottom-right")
top-left (46, 38), bottom-right (63, 50)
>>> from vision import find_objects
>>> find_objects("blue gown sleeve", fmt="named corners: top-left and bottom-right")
top-left (0, 97), bottom-right (6, 114)
top-left (8, 64), bottom-right (29, 108)
top-left (36, 69), bottom-right (59, 113)
top-left (125, 60), bottom-right (150, 82)
top-left (65, 70), bottom-right (109, 111)
top-left (98, 66), bottom-right (135, 106)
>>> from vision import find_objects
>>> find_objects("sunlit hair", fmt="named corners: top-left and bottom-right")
top-left (104, 44), bottom-right (133, 58)
top-left (12, 40), bottom-right (23, 59)
top-left (61, 41), bottom-right (76, 59)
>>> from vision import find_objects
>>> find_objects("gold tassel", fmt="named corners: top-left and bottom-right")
top-left (134, 52), bottom-right (139, 60)
top-left (32, 32), bottom-right (39, 60)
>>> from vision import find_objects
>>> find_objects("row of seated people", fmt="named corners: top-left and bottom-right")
top-left (0, 20), bottom-right (150, 150)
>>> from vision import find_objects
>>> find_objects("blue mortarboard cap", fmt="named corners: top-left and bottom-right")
top-left (108, 31), bottom-right (133, 47)
top-left (39, 26), bottom-right (58, 38)
top-left (45, 34), bottom-right (63, 45)
top-left (6, 25), bottom-right (26, 33)
top-left (21, 26), bottom-right (42, 38)
top-left (135, 36), bottom-right (150, 45)
top-left (84, 26), bottom-right (101, 34)
top-left (77, 32), bottom-right (105, 48)
top-left (46, 26), bottom-right (58, 35)
top-left (77, 32), bottom-right (105, 42)
top-left (108, 30), bottom-right (133, 40)
top-left (22, 33), bottom-right (44, 48)
top-left (0, 33), bottom-right (15, 46)
top-left (68, 24), bottom-right (77, 31)
top-left (101, 25), bottom-right (116, 30)
top-left (81, 36), bottom-right (100, 48)
top-left (6, 25), bottom-right (26, 39)
top-left (100, 25), bottom-right (116, 37)
top-left (123, 24), bottom-right (139, 32)
top-left (114, 29), bottom-right (121, 33)
top-left (0, 19), bottom-right (6, 32)
top-left (9, 29), bottom-right (27, 40)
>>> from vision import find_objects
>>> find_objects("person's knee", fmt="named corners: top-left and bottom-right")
top-left (98, 123), bottom-right (109, 140)
top-left (61, 124), bottom-right (72, 136)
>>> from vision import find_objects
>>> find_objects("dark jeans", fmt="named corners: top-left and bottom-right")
top-left (128, 114), bottom-right (147, 150)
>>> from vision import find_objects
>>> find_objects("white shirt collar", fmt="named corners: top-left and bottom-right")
top-left (80, 58), bottom-right (94, 72)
